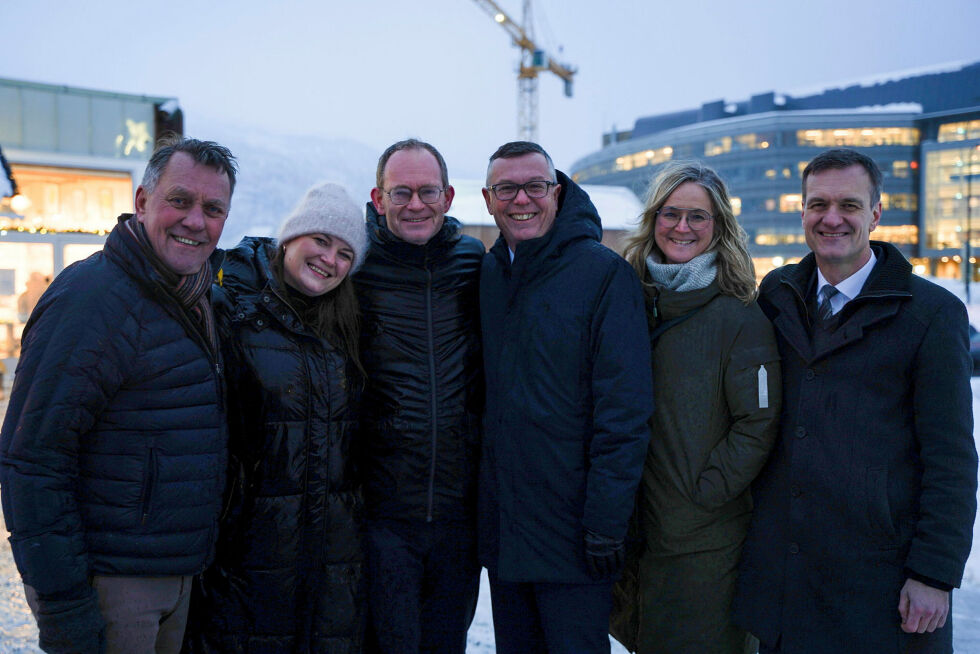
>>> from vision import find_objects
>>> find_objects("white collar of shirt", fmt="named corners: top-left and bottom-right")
top-left (816, 250), bottom-right (877, 316)
top-left (508, 248), bottom-right (515, 262)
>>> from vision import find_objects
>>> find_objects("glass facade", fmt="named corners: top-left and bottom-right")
top-left (0, 77), bottom-right (170, 357)
top-left (922, 146), bottom-right (980, 252)
top-left (796, 127), bottom-right (919, 148)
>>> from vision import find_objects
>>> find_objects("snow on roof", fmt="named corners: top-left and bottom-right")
top-left (851, 102), bottom-right (923, 113)
top-left (782, 60), bottom-right (972, 100)
top-left (449, 179), bottom-right (643, 231)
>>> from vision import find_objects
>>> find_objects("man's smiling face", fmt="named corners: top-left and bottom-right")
top-left (134, 151), bottom-right (231, 275)
top-left (802, 164), bottom-right (881, 284)
top-left (483, 152), bottom-right (561, 251)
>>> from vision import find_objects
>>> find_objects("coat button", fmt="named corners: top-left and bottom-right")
top-left (263, 295), bottom-right (271, 303)
top-left (795, 426), bottom-right (806, 439)
top-left (256, 319), bottom-right (264, 327)
top-left (789, 543), bottom-right (800, 554)
top-left (236, 312), bottom-right (245, 320)
top-left (805, 369), bottom-right (815, 380)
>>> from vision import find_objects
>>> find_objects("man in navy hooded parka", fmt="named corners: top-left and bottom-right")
top-left (478, 141), bottom-right (653, 653)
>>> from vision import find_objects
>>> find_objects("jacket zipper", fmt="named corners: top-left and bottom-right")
top-left (425, 264), bottom-right (438, 522)
top-left (139, 445), bottom-right (157, 525)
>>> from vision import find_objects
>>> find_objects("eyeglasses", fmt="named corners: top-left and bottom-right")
top-left (488, 181), bottom-right (557, 201)
top-left (655, 206), bottom-right (713, 230)
top-left (384, 186), bottom-right (445, 206)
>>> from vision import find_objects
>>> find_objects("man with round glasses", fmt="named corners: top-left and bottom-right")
top-left (354, 139), bottom-right (484, 653)
top-left (478, 141), bottom-right (653, 652)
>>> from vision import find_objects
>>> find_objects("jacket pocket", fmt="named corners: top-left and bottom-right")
top-left (138, 445), bottom-right (158, 526)
top-left (866, 465), bottom-right (897, 545)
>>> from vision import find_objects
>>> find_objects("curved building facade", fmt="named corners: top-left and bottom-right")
top-left (570, 62), bottom-right (980, 278)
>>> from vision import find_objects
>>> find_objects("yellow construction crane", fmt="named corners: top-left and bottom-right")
top-left (472, 0), bottom-right (576, 142)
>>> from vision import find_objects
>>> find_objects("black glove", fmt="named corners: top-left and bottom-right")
top-left (584, 529), bottom-right (625, 580)
top-left (35, 587), bottom-right (106, 654)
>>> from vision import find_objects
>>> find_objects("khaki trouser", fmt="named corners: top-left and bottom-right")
top-left (26, 575), bottom-right (192, 654)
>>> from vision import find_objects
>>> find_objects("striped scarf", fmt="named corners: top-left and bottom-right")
top-left (120, 215), bottom-right (218, 355)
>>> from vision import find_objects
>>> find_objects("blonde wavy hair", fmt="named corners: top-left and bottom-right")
top-left (623, 161), bottom-right (757, 303)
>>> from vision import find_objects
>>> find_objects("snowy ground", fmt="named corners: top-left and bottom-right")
top-left (2, 334), bottom-right (980, 652)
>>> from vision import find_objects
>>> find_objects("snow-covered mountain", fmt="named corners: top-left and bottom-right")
top-left (189, 117), bottom-right (378, 248)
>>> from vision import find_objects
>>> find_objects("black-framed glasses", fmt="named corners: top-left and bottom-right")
top-left (488, 180), bottom-right (557, 201)
top-left (385, 186), bottom-right (445, 206)
top-left (655, 206), bottom-right (713, 230)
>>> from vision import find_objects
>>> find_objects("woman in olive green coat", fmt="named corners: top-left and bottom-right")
top-left (612, 162), bottom-right (781, 654)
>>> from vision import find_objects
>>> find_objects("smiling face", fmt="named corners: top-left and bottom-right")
top-left (653, 181), bottom-right (716, 265)
top-left (281, 233), bottom-right (354, 297)
top-left (134, 152), bottom-right (231, 275)
top-left (802, 165), bottom-right (881, 284)
top-left (370, 148), bottom-right (453, 245)
top-left (483, 153), bottom-right (561, 251)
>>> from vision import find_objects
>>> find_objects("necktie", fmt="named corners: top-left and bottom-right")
top-left (818, 285), bottom-right (839, 323)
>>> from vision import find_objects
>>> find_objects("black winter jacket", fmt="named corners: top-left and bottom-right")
top-left (734, 242), bottom-right (978, 654)
top-left (479, 172), bottom-right (653, 583)
top-left (185, 237), bottom-right (365, 653)
top-left (353, 207), bottom-right (484, 522)
top-left (0, 217), bottom-right (226, 598)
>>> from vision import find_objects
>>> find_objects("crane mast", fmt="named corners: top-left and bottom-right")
top-left (472, 0), bottom-right (576, 142)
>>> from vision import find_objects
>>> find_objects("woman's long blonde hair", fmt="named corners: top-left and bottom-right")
top-left (623, 161), bottom-right (757, 303)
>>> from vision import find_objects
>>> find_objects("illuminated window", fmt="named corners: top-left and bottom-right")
top-left (796, 127), bottom-right (919, 147)
top-left (922, 147), bottom-right (980, 250)
top-left (731, 197), bottom-right (742, 217)
top-left (892, 161), bottom-right (910, 179)
top-left (755, 232), bottom-right (807, 245)
top-left (704, 133), bottom-right (775, 157)
top-left (614, 146), bottom-right (672, 173)
top-left (938, 120), bottom-right (980, 143)
top-left (765, 169), bottom-right (777, 179)
top-left (873, 224), bottom-right (918, 245)
top-left (765, 198), bottom-right (777, 212)
top-left (881, 193), bottom-right (917, 211)
top-left (780, 194), bottom-right (803, 213)
top-left (782, 168), bottom-right (792, 178)
top-left (3, 164), bottom-right (131, 234)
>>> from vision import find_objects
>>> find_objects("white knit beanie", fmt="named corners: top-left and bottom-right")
top-left (277, 182), bottom-right (367, 272)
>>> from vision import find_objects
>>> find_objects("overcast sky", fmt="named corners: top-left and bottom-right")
top-left (4, 0), bottom-right (979, 179)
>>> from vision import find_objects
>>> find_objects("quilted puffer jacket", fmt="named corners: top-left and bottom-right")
top-left (353, 207), bottom-right (484, 523)
top-left (185, 237), bottom-right (365, 653)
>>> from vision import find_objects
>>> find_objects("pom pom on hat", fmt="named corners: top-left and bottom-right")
top-left (277, 182), bottom-right (367, 271)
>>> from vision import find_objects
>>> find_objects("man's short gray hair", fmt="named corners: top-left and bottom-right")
top-left (140, 135), bottom-right (239, 195)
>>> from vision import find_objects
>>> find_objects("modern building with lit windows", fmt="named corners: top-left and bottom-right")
top-left (569, 61), bottom-right (980, 279)
top-left (0, 77), bottom-right (182, 357)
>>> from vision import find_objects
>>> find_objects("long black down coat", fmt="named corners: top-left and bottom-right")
top-left (352, 207), bottom-right (484, 522)
top-left (184, 237), bottom-right (364, 653)
top-left (0, 216), bottom-right (226, 598)
top-left (479, 172), bottom-right (653, 583)
top-left (734, 241), bottom-right (978, 654)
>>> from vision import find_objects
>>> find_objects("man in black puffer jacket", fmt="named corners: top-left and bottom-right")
top-left (0, 137), bottom-right (237, 654)
top-left (354, 139), bottom-right (484, 654)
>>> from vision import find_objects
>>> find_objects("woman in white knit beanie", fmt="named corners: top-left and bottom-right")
top-left (185, 181), bottom-right (369, 651)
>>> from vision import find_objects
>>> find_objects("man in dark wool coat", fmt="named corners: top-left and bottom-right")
top-left (734, 147), bottom-right (978, 653)
top-left (478, 141), bottom-right (653, 653)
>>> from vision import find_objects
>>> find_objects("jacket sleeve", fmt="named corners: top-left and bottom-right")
top-left (905, 295), bottom-right (978, 587)
top-left (692, 307), bottom-right (782, 510)
top-left (0, 280), bottom-right (134, 597)
top-left (583, 259), bottom-right (654, 540)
